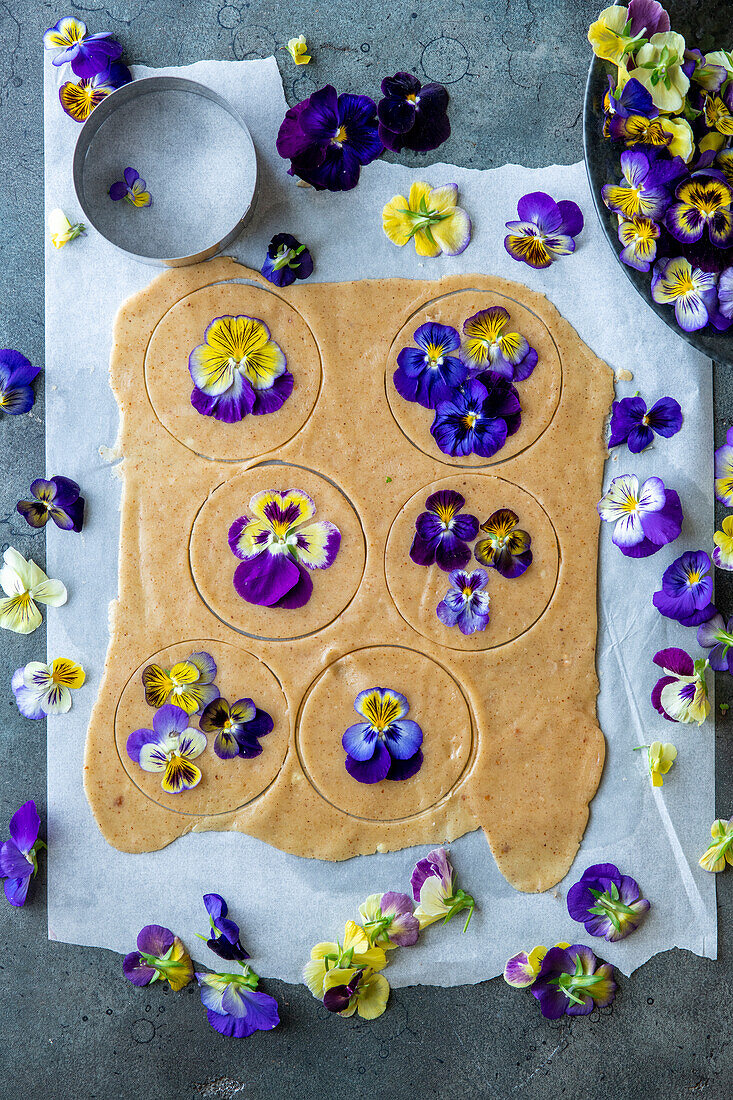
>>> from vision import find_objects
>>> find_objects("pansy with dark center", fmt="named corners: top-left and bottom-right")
top-left (567, 863), bottom-right (650, 942)
top-left (199, 696), bottom-right (273, 760)
top-left (0, 349), bottom-right (40, 416)
top-left (59, 61), bottom-right (132, 123)
top-left (665, 175), bottom-right (733, 248)
top-left (142, 651), bottom-right (218, 714)
top-left (16, 475), bottom-right (85, 532)
top-left (127, 703), bottom-right (208, 794)
top-left (474, 508), bottom-right (533, 579)
top-left (430, 374), bottom-right (521, 459)
top-left (597, 474), bottom-right (683, 558)
top-left (409, 488), bottom-right (479, 572)
top-left (651, 256), bottom-right (718, 333)
top-left (376, 72), bottom-right (450, 153)
top-left (531, 944), bottom-right (617, 1019)
top-left (436, 568), bottom-right (490, 635)
top-left (228, 488), bottom-right (340, 610)
top-left (189, 315), bottom-right (292, 423)
top-left (12, 657), bottom-right (85, 719)
top-left (393, 322), bottom-right (466, 409)
top-left (276, 84), bottom-right (383, 192)
top-left (109, 167), bottom-right (152, 208)
top-left (43, 17), bottom-right (123, 78)
top-left (697, 612), bottom-right (733, 674)
top-left (0, 800), bottom-right (45, 907)
top-left (261, 233), bottom-right (313, 288)
top-left (196, 966), bottom-right (280, 1038)
top-left (601, 148), bottom-right (681, 221)
top-left (617, 215), bottom-right (661, 272)
top-left (342, 687), bottom-right (423, 784)
top-left (198, 893), bottom-right (250, 962)
top-left (702, 87), bottom-right (733, 137)
top-left (652, 647), bottom-right (710, 725)
top-left (123, 924), bottom-right (194, 991)
top-left (652, 550), bottom-right (716, 626)
top-left (504, 191), bottom-right (584, 269)
top-left (607, 112), bottom-right (673, 147)
top-left (460, 307), bottom-right (538, 381)
top-left (608, 394), bottom-right (682, 453)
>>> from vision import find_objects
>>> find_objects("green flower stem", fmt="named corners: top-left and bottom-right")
top-left (272, 244), bottom-right (306, 271)
top-left (555, 970), bottom-right (606, 1006)
top-left (442, 888), bottom-right (475, 933)
top-left (587, 885), bottom-right (637, 934)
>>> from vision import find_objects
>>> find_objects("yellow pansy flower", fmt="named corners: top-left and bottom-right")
top-left (699, 819), bottom-right (733, 873)
top-left (286, 35), bottom-right (311, 65)
top-left (48, 208), bottom-right (85, 249)
top-left (382, 181), bottom-right (471, 257)
top-left (303, 920), bottom-right (387, 999)
top-left (648, 741), bottom-right (677, 787)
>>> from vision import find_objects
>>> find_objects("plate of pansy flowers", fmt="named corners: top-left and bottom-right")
top-left (583, 0), bottom-right (733, 365)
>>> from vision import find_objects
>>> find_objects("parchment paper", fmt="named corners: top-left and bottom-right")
top-left (44, 55), bottom-right (716, 986)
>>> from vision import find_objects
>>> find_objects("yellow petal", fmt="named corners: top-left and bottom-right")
top-left (382, 195), bottom-right (414, 246)
top-left (0, 593), bottom-right (42, 634)
top-left (407, 180), bottom-right (434, 210)
top-left (50, 658), bottom-right (85, 689)
top-left (356, 971), bottom-right (390, 1019)
top-left (413, 228), bottom-right (442, 258)
top-left (303, 957), bottom-right (328, 997)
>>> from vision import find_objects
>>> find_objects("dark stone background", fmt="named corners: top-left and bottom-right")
top-left (0, 1), bottom-right (731, 1096)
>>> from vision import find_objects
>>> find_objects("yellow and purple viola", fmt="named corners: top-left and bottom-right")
top-left (58, 61), bottom-right (132, 123)
top-left (530, 944), bottom-right (617, 1019)
top-left (304, 920), bottom-right (389, 1019)
top-left (697, 612), bottom-right (733, 674)
top-left (474, 508), bottom-right (533, 578)
top-left (142, 651), bottom-right (218, 715)
top-left (199, 696), bottom-right (273, 760)
top-left (358, 892), bottom-right (420, 949)
top-left (342, 687), bottom-right (423, 784)
top-left (652, 549), bottom-right (715, 626)
top-left (123, 924), bottom-right (194, 990)
top-left (228, 488), bottom-right (340, 609)
top-left (601, 148), bottom-right (681, 222)
top-left (567, 863), bottom-right (650, 942)
top-left (382, 181), bottom-right (471, 258)
top-left (504, 191), bottom-right (583, 269)
top-left (651, 257), bottom-right (719, 332)
top-left (11, 657), bottom-right (85, 719)
top-left (0, 349), bottom-right (40, 417)
top-left (651, 647), bottom-right (710, 726)
top-left (436, 568), bottom-right (490, 635)
top-left (460, 307), bottom-right (538, 382)
top-left (664, 175), bottom-right (733, 248)
top-left (127, 703), bottom-right (208, 794)
top-left (16, 475), bottom-right (85, 531)
top-left (713, 516), bottom-right (733, 568)
top-left (189, 314), bottom-right (292, 423)
top-left (714, 426), bottom-right (733, 506)
top-left (699, 818), bottom-right (733, 873)
top-left (109, 168), bottom-right (152, 208)
top-left (503, 942), bottom-right (570, 988)
top-left (44, 16), bottom-right (122, 78)
top-left (597, 474), bottom-right (682, 558)
top-left (393, 322), bottom-right (467, 409)
top-left (409, 489), bottom-right (479, 572)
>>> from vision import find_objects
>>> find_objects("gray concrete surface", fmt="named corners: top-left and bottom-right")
top-left (0, 1), bottom-right (732, 1097)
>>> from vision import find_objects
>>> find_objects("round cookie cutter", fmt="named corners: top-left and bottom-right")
top-left (73, 76), bottom-right (258, 267)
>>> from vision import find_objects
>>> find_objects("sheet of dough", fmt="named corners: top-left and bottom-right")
top-left (84, 258), bottom-right (613, 892)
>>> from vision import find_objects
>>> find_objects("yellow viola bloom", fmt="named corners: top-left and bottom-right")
top-left (286, 35), bottom-right (311, 65)
top-left (48, 208), bottom-right (85, 249)
top-left (699, 819), bottom-right (733, 873)
top-left (628, 31), bottom-right (690, 113)
top-left (657, 116), bottom-right (694, 162)
top-left (587, 6), bottom-right (644, 66)
top-left (382, 181), bottom-right (472, 258)
top-left (713, 515), bottom-right (733, 570)
top-left (303, 920), bottom-right (387, 999)
top-left (648, 740), bottom-right (677, 787)
top-left (0, 546), bottom-right (67, 635)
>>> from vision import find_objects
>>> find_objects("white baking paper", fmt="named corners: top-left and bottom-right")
top-left (44, 55), bottom-right (716, 986)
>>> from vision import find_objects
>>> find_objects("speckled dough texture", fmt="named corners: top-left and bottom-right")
top-left (84, 258), bottom-right (613, 893)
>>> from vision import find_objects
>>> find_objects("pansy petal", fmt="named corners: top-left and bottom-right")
top-left (293, 520), bottom-right (341, 569)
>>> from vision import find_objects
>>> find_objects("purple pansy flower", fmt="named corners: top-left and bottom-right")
top-left (603, 75), bottom-right (658, 132)
top-left (715, 426), bottom-right (733, 507)
top-left (109, 167), bottom-right (152, 208)
top-left (123, 924), bottom-right (194, 991)
top-left (58, 61), bottom-right (132, 124)
top-left (342, 687), bottom-right (423, 784)
top-left (531, 944), bottom-right (617, 1019)
top-left (597, 474), bottom-right (683, 558)
top-left (199, 696), bottom-right (273, 760)
top-left (43, 17), bottom-right (123, 79)
top-left (651, 256), bottom-right (719, 333)
top-left (409, 488), bottom-right (479, 572)
top-left (393, 322), bottom-right (466, 409)
top-left (697, 612), bottom-right (733, 673)
top-left (608, 395), bottom-right (683, 453)
top-left (664, 174), bottom-right (733, 249)
top-left (323, 970), bottom-right (363, 1013)
top-left (359, 891), bottom-right (419, 948)
top-left (0, 800), bottom-right (44, 907)
top-left (652, 647), bottom-right (710, 725)
top-left (601, 149), bottom-right (681, 222)
top-left (652, 550), bottom-right (716, 626)
top-left (16, 476), bottom-right (85, 532)
top-left (504, 192), bottom-right (584, 268)
top-left (196, 967), bottom-right (280, 1038)
top-left (377, 72), bottom-right (450, 153)
top-left (410, 847), bottom-right (475, 930)
top-left (436, 568), bottom-right (491, 635)
top-left (228, 488), bottom-right (340, 610)
top-left (0, 349), bottom-right (40, 416)
top-left (276, 84), bottom-right (383, 192)
top-left (200, 893), bottom-right (250, 962)
top-left (430, 374), bottom-right (521, 459)
top-left (718, 266), bottom-right (733, 322)
top-left (567, 863), bottom-right (650, 942)
top-left (260, 233), bottom-right (313, 288)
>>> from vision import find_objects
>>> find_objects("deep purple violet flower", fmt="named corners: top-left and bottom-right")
top-left (409, 488), bottom-right (479, 572)
top-left (430, 374), bottom-right (521, 459)
top-left (377, 72), bottom-right (450, 153)
top-left (436, 568), bottom-right (491, 635)
top-left (652, 550), bottom-right (716, 626)
top-left (603, 76), bottom-right (658, 130)
top-left (123, 924), bottom-right (194, 990)
top-left (196, 967), bottom-right (279, 1038)
top-left (697, 612), bottom-right (733, 673)
top-left (199, 697), bottom-right (273, 760)
top-left (393, 322), bottom-right (467, 409)
top-left (200, 893), bottom-right (250, 962)
top-left (0, 349), bottom-right (40, 416)
top-left (531, 944), bottom-right (617, 1019)
top-left (261, 233), bottom-right (313, 288)
top-left (16, 475), bottom-right (85, 532)
top-left (276, 84), bottom-right (383, 192)
top-left (323, 971), bottom-right (363, 1013)
top-left (608, 395), bottom-right (683, 453)
top-left (342, 687), bottom-right (423, 784)
top-left (567, 863), bottom-right (650, 942)
top-left (0, 800), bottom-right (44, 907)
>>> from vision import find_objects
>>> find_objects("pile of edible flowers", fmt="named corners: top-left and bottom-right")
top-left (589, 0), bottom-right (733, 332)
top-left (305, 848), bottom-right (474, 1019)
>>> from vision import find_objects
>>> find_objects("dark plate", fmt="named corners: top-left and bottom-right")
top-left (582, 2), bottom-right (733, 366)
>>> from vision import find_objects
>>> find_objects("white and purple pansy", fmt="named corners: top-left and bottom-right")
top-left (393, 322), bottom-right (467, 409)
top-left (714, 426), bottom-right (733, 506)
top-left (597, 474), bottom-right (683, 558)
top-left (697, 612), bottom-right (733, 673)
top-left (504, 191), bottom-right (584, 269)
top-left (228, 488), bottom-right (340, 610)
top-left (652, 550), bottom-right (716, 626)
top-left (358, 892), bottom-right (420, 948)
top-left (651, 647), bottom-right (710, 725)
top-left (650, 257), bottom-right (718, 333)
top-left (127, 703), bottom-right (208, 793)
top-left (410, 846), bottom-right (475, 930)
top-left (342, 687), bottom-right (423, 784)
top-left (409, 488), bottom-right (479, 571)
top-left (436, 568), bottom-right (491, 635)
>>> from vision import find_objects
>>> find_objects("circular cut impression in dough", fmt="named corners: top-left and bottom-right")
top-left (190, 463), bottom-right (366, 641)
top-left (145, 281), bottom-right (321, 463)
top-left (114, 639), bottom-right (288, 816)
top-left (296, 646), bottom-right (473, 822)
top-left (386, 289), bottom-right (562, 468)
top-left (385, 473), bottom-right (560, 651)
